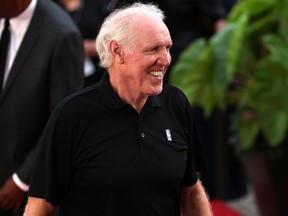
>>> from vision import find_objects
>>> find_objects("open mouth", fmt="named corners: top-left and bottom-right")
top-left (149, 71), bottom-right (163, 79)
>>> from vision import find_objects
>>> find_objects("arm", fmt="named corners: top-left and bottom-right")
top-left (84, 39), bottom-right (98, 57)
top-left (0, 177), bottom-right (26, 212)
top-left (49, 31), bottom-right (84, 111)
top-left (24, 197), bottom-right (55, 216)
top-left (181, 180), bottom-right (212, 216)
top-left (0, 141), bottom-right (41, 212)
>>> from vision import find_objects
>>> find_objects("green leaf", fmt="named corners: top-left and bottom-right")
top-left (248, 57), bottom-right (288, 146)
top-left (262, 34), bottom-right (288, 69)
top-left (231, 111), bottom-right (260, 150)
top-left (211, 24), bottom-right (235, 82)
top-left (228, 0), bottom-right (275, 23)
top-left (226, 14), bottom-right (249, 79)
top-left (260, 110), bottom-right (287, 146)
top-left (170, 0), bottom-right (288, 150)
top-left (278, 3), bottom-right (288, 37)
top-left (169, 38), bottom-right (207, 87)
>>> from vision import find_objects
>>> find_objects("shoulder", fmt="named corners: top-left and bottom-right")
top-left (35, 0), bottom-right (79, 33)
top-left (160, 84), bottom-right (194, 124)
top-left (54, 84), bottom-right (101, 116)
top-left (162, 84), bottom-right (190, 107)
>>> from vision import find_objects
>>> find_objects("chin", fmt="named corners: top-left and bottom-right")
top-left (150, 86), bottom-right (163, 96)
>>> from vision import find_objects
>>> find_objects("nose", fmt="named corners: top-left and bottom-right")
top-left (157, 48), bottom-right (171, 67)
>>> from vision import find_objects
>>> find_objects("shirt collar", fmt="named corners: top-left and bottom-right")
top-left (100, 72), bottom-right (163, 111)
top-left (100, 72), bottom-right (126, 110)
top-left (9, 0), bottom-right (37, 37)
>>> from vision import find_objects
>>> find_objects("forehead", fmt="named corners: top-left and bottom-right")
top-left (133, 17), bottom-right (172, 47)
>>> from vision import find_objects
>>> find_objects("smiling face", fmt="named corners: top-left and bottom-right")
top-left (110, 16), bottom-right (172, 100)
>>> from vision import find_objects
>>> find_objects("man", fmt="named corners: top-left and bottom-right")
top-left (0, 0), bottom-right (84, 215)
top-left (24, 3), bottom-right (212, 215)
top-left (53, 0), bottom-right (107, 86)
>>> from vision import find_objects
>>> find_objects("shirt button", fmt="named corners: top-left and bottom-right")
top-left (141, 133), bottom-right (145, 138)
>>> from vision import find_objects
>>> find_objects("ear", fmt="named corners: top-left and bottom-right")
top-left (109, 40), bottom-right (124, 64)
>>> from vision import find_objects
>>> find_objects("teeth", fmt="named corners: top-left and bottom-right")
top-left (150, 71), bottom-right (163, 78)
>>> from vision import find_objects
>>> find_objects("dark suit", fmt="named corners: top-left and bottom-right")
top-left (0, 0), bottom-right (84, 213)
top-left (55, 0), bottom-right (108, 86)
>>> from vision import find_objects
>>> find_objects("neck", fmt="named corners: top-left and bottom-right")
top-left (109, 75), bottom-right (148, 113)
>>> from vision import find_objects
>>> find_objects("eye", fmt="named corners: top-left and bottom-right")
top-left (146, 44), bottom-right (171, 54)
top-left (150, 46), bottom-right (159, 53)
top-left (166, 46), bottom-right (171, 52)
top-left (166, 44), bottom-right (172, 52)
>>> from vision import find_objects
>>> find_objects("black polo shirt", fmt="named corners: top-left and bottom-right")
top-left (29, 73), bottom-right (206, 216)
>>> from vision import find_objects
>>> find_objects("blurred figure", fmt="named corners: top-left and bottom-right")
top-left (24, 3), bottom-right (212, 216)
top-left (0, 0), bottom-right (84, 215)
top-left (54, 0), bottom-right (108, 86)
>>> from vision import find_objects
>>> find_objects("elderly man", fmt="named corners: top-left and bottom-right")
top-left (24, 3), bottom-right (212, 216)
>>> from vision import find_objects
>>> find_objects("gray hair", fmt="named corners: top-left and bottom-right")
top-left (96, 2), bottom-right (165, 69)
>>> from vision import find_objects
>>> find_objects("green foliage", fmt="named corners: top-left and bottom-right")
top-left (169, 0), bottom-right (288, 150)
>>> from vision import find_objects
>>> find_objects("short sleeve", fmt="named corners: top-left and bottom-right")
top-left (28, 103), bottom-right (78, 206)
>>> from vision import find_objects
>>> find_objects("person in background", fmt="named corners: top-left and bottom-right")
top-left (54, 0), bottom-right (108, 86)
top-left (0, 0), bottom-right (84, 215)
top-left (24, 3), bottom-right (212, 216)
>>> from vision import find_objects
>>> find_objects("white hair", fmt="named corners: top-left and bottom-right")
top-left (95, 2), bottom-right (165, 69)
